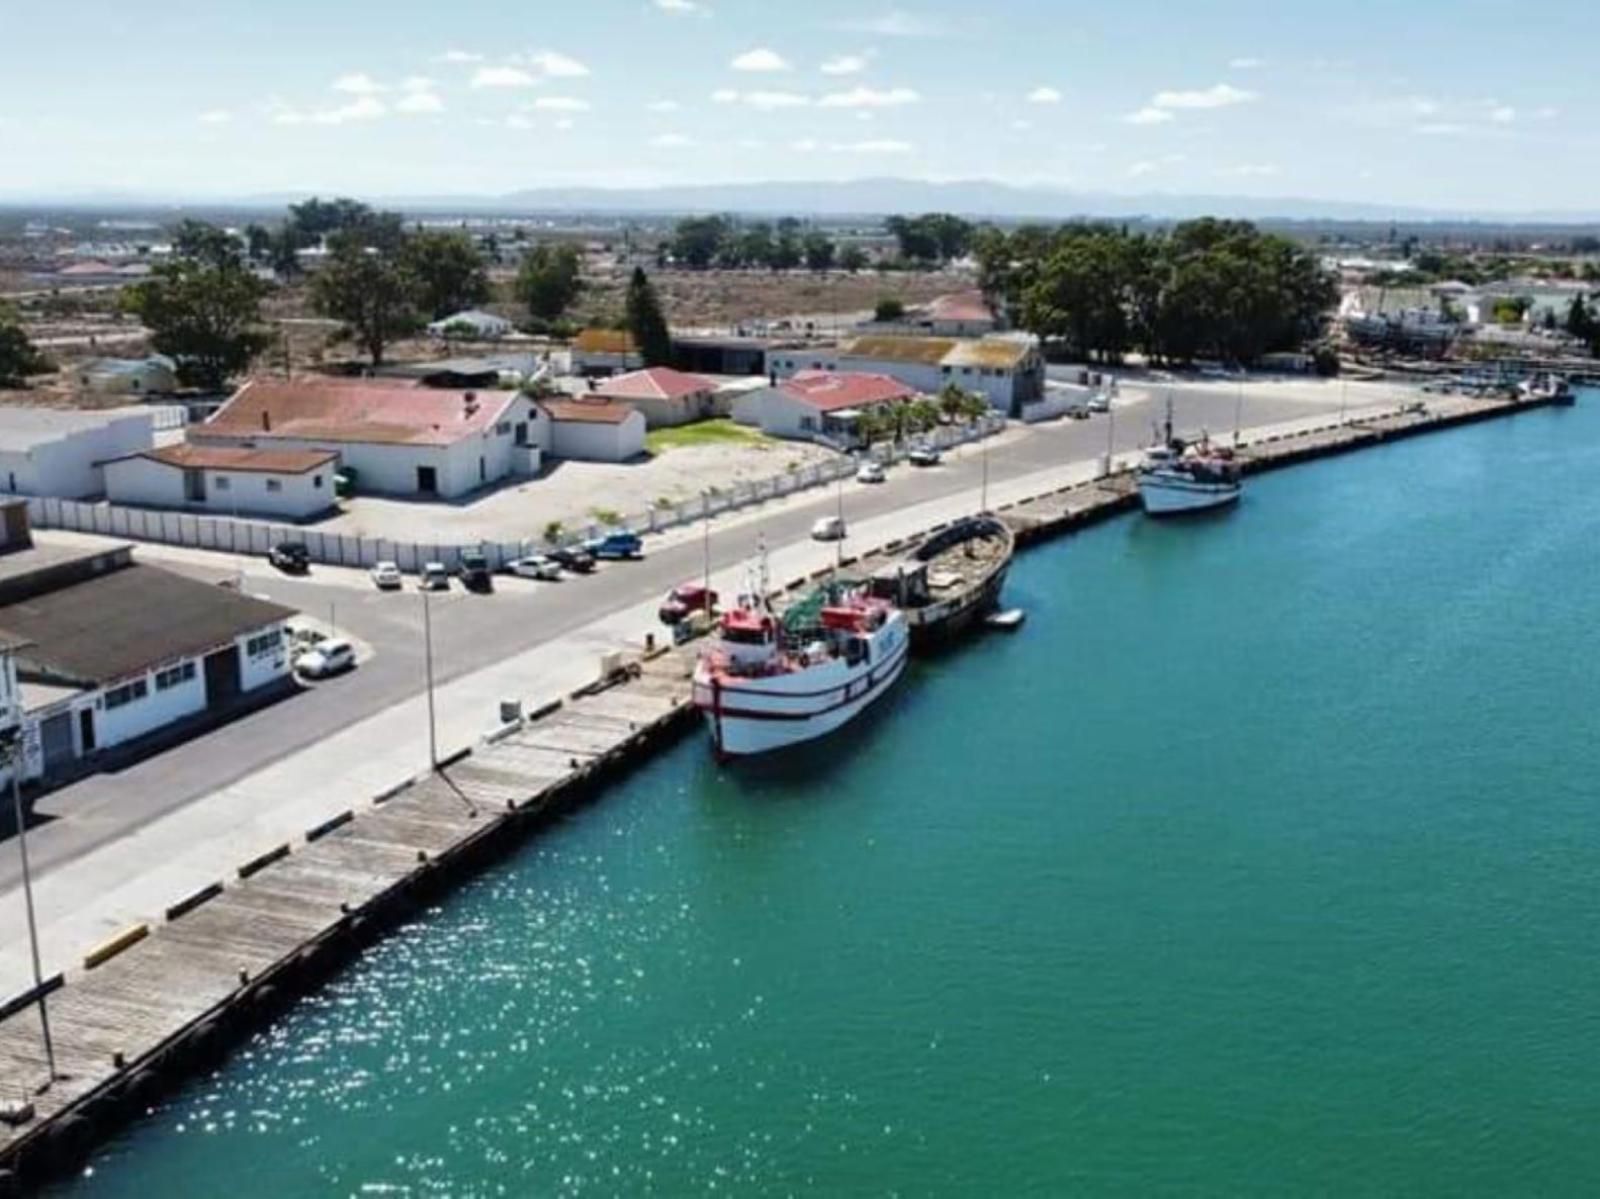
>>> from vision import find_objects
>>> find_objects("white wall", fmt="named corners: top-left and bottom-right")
top-left (731, 387), bottom-right (827, 439)
top-left (237, 623), bottom-right (291, 692)
top-left (104, 456), bottom-right (335, 520)
top-left (93, 659), bottom-right (208, 748)
top-left (0, 410), bottom-right (155, 499)
top-left (547, 412), bottom-right (646, 462)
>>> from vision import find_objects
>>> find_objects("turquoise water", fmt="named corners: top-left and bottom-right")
top-left (64, 394), bottom-right (1600, 1196)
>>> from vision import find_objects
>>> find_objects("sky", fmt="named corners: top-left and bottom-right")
top-left (1, 0), bottom-right (1593, 212)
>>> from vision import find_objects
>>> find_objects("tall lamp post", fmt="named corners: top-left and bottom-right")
top-left (1, 681), bottom-right (57, 1091)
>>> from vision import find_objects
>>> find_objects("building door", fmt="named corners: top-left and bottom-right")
top-left (40, 712), bottom-right (75, 771)
top-left (183, 469), bottom-right (206, 502)
top-left (479, 456), bottom-right (486, 483)
top-left (416, 465), bottom-right (438, 494)
top-left (514, 422), bottom-right (528, 447)
top-left (203, 647), bottom-right (241, 708)
top-left (78, 708), bottom-right (96, 754)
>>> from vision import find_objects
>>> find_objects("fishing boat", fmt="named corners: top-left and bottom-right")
top-left (866, 514), bottom-right (1015, 647)
top-left (1519, 373), bottom-right (1574, 405)
top-left (691, 558), bottom-right (909, 758)
top-left (1137, 402), bottom-right (1242, 516)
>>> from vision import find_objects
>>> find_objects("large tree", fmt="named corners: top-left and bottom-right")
top-left (401, 230), bottom-right (490, 320)
top-left (624, 267), bottom-right (672, 366)
top-left (310, 231), bottom-right (420, 366)
top-left (803, 232), bottom-right (836, 273)
top-left (670, 215), bottom-right (732, 269)
top-left (0, 307), bottom-right (51, 388)
top-left (515, 243), bottom-right (584, 322)
top-left (122, 222), bottom-right (271, 390)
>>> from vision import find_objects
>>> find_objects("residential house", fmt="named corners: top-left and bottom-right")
top-left (732, 371), bottom-right (915, 443)
top-left (0, 405), bottom-right (156, 498)
top-left (427, 310), bottom-right (515, 340)
top-left (590, 367), bottom-right (721, 428)
top-left (767, 333), bottom-right (1045, 416)
top-left (571, 328), bottom-right (643, 376)
top-left (537, 399), bottom-right (647, 462)
top-left (103, 444), bottom-right (340, 520)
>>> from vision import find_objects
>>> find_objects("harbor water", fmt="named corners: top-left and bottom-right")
top-left (63, 392), bottom-right (1600, 1195)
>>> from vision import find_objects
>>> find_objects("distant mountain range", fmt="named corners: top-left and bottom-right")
top-left (11, 177), bottom-right (1600, 225)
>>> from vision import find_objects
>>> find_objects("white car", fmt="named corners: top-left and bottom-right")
top-left (507, 554), bottom-right (562, 581)
top-left (1087, 392), bottom-right (1111, 414)
top-left (370, 561), bottom-right (402, 589)
top-left (855, 460), bottom-right (886, 484)
top-left (419, 562), bottom-right (450, 591)
top-left (295, 638), bottom-right (356, 679)
top-left (811, 515), bottom-right (847, 541)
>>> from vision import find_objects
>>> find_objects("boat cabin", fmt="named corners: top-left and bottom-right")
top-left (868, 561), bottom-right (931, 609)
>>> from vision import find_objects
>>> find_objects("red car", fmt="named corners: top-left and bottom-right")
top-left (659, 583), bottom-right (718, 625)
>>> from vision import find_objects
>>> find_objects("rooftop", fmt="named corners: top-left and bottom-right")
top-left (927, 291), bottom-right (994, 323)
top-left (0, 405), bottom-right (152, 453)
top-left (0, 561), bottom-right (295, 686)
top-left (592, 367), bottom-right (714, 402)
top-left (840, 335), bottom-right (959, 366)
top-left (942, 338), bottom-right (1034, 369)
top-left (782, 371), bottom-right (916, 413)
top-left (136, 444), bottom-right (339, 475)
top-left (201, 379), bottom-right (519, 448)
top-left (538, 399), bottom-right (638, 425)
top-left (573, 328), bottom-right (638, 355)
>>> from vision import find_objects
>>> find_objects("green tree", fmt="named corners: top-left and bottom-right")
top-left (733, 222), bottom-right (775, 269)
top-left (840, 245), bottom-right (869, 274)
top-left (515, 243), bottom-right (584, 323)
top-left (1565, 294), bottom-right (1594, 341)
top-left (874, 297), bottom-right (906, 322)
top-left (401, 230), bottom-right (489, 320)
top-left (0, 308), bottom-right (51, 388)
top-left (938, 383), bottom-right (988, 423)
top-left (886, 213), bottom-right (974, 264)
top-left (244, 223), bottom-right (273, 263)
top-left (287, 196), bottom-right (376, 241)
top-left (310, 231), bottom-right (420, 366)
top-left (771, 218), bottom-right (802, 271)
top-left (122, 224), bottom-right (271, 390)
top-left (624, 267), bottom-right (672, 366)
top-left (670, 215), bottom-right (732, 269)
top-left (803, 232), bottom-right (837, 273)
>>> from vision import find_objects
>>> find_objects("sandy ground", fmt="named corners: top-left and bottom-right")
top-left (318, 436), bottom-right (837, 544)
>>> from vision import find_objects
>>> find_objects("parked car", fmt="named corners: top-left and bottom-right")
top-left (1066, 403), bottom-right (1091, 420)
top-left (908, 444), bottom-right (941, 467)
top-left (370, 561), bottom-right (403, 590)
top-left (856, 460), bottom-right (886, 484)
top-left (659, 583), bottom-right (718, 626)
top-left (419, 562), bottom-right (450, 591)
top-left (268, 541), bottom-right (310, 574)
top-left (585, 530), bottom-right (644, 560)
top-left (507, 554), bottom-right (562, 581)
top-left (1087, 392), bottom-right (1111, 414)
top-left (548, 546), bottom-right (596, 574)
top-left (812, 515), bottom-right (847, 541)
top-left (294, 637), bottom-right (355, 679)
top-left (458, 549), bottom-right (493, 593)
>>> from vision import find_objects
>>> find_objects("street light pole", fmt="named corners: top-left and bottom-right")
top-left (3, 712), bottom-right (56, 1090)
top-left (981, 433), bottom-right (990, 513)
top-left (421, 589), bottom-right (438, 771)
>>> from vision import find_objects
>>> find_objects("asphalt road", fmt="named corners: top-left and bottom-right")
top-left (18, 386), bottom-right (1348, 871)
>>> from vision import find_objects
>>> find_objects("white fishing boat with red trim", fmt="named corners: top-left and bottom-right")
top-left (691, 560), bottom-right (909, 759)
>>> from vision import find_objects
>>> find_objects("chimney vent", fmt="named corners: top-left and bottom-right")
top-left (261, 410), bottom-right (271, 432)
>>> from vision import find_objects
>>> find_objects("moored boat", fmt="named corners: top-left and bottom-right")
top-left (1519, 373), bottom-right (1574, 405)
top-left (1137, 402), bottom-right (1242, 516)
top-left (691, 567), bottom-right (909, 759)
top-left (866, 514), bottom-right (1015, 647)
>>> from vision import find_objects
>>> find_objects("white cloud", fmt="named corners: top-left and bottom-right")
top-left (554, 118), bottom-right (575, 130)
top-left (647, 99), bottom-right (682, 112)
top-left (1151, 83), bottom-right (1257, 110)
top-left (820, 54), bottom-right (870, 75)
top-left (278, 94), bottom-right (387, 126)
top-left (1010, 118), bottom-right (1033, 131)
top-left (1416, 122), bottom-right (1468, 136)
top-left (401, 76), bottom-right (436, 92)
top-left (396, 91), bottom-right (444, 114)
top-left (1410, 97), bottom-right (1440, 117)
top-left (731, 47), bottom-right (791, 72)
top-left (471, 65), bottom-right (538, 89)
top-left (833, 10), bottom-right (946, 37)
top-left (1228, 57), bottom-right (1263, 69)
top-left (1124, 106), bottom-right (1173, 125)
top-left (736, 138), bottom-right (766, 149)
top-left (834, 138), bottom-right (913, 153)
top-left (437, 49), bottom-right (483, 64)
top-left (505, 114), bottom-right (534, 130)
top-left (524, 50), bottom-right (590, 77)
top-left (1535, 105), bottom-right (1560, 120)
top-left (711, 88), bottom-right (739, 103)
top-left (1128, 160), bottom-right (1160, 177)
top-left (792, 138), bottom-right (820, 152)
top-left (198, 109), bottom-right (232, 125)
top-left (1027, 86), bottom-right (1062, 104)
top-left (818, 86), bottom-right (919, 108)
top-left (1218, 163), bottom-right (1279, 177)
top-left (651, 132), bottom-right (694, 147)
top-left (332, 72), bottom-right (386, 95)
top-left (1489, 105), bottom-right (1516, 124)
top-left (534, 96), bottom-right (591, 111)
top-left (744, 90), bottom-right (811, 109)
top-left (653, 0), bottom-right (706, 10)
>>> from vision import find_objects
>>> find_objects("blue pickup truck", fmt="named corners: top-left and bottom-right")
top-left (584, 531), bottom-right (644, 560)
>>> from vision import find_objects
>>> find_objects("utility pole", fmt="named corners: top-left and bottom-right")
top-left (421, 590), bottom-right (438, 771)
top-left (2, 700), bottom-right (56, 1092)
top-left (835, 472), bottom-right (846, 570)
top-left (701, 491), bottom-right (712, 602)
top-left (981, 433), bottom-right (990, 513)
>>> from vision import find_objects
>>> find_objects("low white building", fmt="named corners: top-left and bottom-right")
top-left (767, 333), bottom-right (1045, 416)
top-left (0, 518), bottom-right (296, 784)
top-left (0, 405), bottom-right (156, 498)
top-left (104, 444), bottom-right (340, 520)
top-left (78, 355), bottom-right (178, 396)
top-left (428, 310), bottom-right (515, 340)
top-left (732, 371), bottom-right (916, 443)
top-left (193, 379), bottom-right (544, 499)
top-left (571, 329), bottom-right (643, 376)
top-left (538, 399), bottom-right (647, 462)
top-left (590, 367), bottom-right (721, 428)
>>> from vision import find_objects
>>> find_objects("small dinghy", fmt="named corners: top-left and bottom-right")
top-left (985, 608), bottom-right (1026, 631)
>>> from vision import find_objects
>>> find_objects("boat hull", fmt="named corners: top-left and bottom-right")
top-left (905, 560), bottom-right (1011, 647)
top-left (1138, 476), bottom-right (1241, 516)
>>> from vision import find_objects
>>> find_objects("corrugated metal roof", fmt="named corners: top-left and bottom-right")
top-left (539, 399), bottom-right (638, 425)
top-left (840, 335), bottom-right (958, 366)
top-left (781, 371), bottom-right (916, 413)
top-left (201, 379), bottom-right (518, 448)
top-left (140, 444), bottom-right (338, 474)
top-left (573, 328), bottom-right (638, 354)
top-left (593, 367), bottom-right (713, 402)
top-left (941, 339), bottom-right (1033, 369)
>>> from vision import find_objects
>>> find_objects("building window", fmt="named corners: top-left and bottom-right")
top-left (941, 366), bottom-right (952, 375)
top-left (266, 479), bottom-right (282, 492)
top-left (214, 476), bottom-right (231, 491)
top-left (105, 678), bottom-right (149, 710)
top-left (495, 421), bottom-right (511, 435)
top-left (155, 661), bottom-right (197, 691)
top-left (247, 629), bottom-right (282, 657)
top-left (313, 474), bottom-right (323, 488)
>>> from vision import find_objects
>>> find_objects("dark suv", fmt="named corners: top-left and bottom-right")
top-left (548, 546), bottom-right (596, 574)
top-left (458, 550), bottom-right (493, 593)
top-left (268, 542), bottom-right (310, 573)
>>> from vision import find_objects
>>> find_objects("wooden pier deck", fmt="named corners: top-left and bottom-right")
top-left (0, 390), bottom-right (1552, 1191)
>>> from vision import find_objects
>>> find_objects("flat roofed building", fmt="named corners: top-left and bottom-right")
top-left (0, 404), bottom-right (156, 499)
top-left (571, 328), bottom-right (643, 376)
top-left (103, 443), bottom-right (340, 520)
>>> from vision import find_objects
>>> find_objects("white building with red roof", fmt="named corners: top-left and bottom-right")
top-left (191, 378), bottom-right (545, 499)
top-left (537, 399), bottom-right (647, 462)
top-left (103, 444), bottom-right (341, 520)
top-left (731, 371), bottom-right (916, 443)
top-left (589, 366), bottom-right (720, 428)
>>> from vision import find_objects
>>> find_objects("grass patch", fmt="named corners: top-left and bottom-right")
top-left (646, 418), bottom-right (774, 454)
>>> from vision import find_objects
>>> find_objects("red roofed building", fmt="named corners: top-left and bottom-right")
top-left (732, 371), bottom-right (917, 443)
top-left (192, 378), bottom-right (545, 498)
top-left (537, 399), bottom-right (647, 462)
top-left (590, 366), bottom-right (720, 428)
top-left (923, 290), bottom-right (999, 336)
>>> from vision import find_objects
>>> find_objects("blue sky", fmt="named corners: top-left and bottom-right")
top-left (1, 0), bottom-right (1591, 210)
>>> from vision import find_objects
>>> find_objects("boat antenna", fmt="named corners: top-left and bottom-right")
top-left (1164, 391), bottom-right (1174, 447)
top-left (757, 534), bottom-right (771, 607)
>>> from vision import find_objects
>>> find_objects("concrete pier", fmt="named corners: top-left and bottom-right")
top-left (0, 389), bottom-right (1555, 1192)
